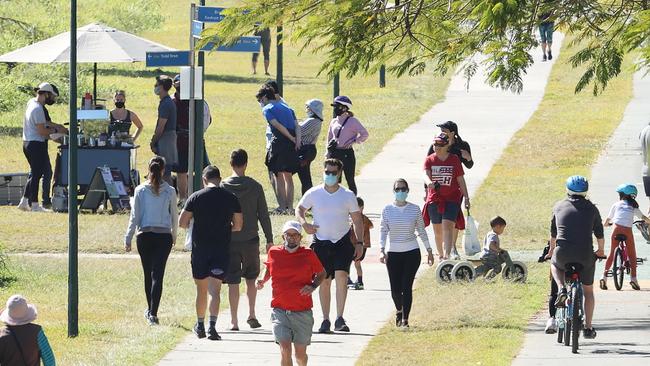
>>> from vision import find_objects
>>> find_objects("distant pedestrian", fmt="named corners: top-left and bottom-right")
top-left (326, 96), bottom-right (368, 195)
top-left (348, 197), bottom-right (373, 290)
top-left (221, 149), bottom-right (274, 331)
top-left (171, 74), bottom-right (212, 203)
top-left (296, 158), bottom-right (365, 333)
top-left (297, 99), bottom-right (324, 195)
top-left (110, 90), bottom-right (143, 142)
top-left (257, 86), bottom-right (301, 214)
top-left (18, 82), bottom-right (67, 212)
top-left (252, 27), bottom-right (272, 76)
top-left (379, 179), bottom-right (433, 328)
top-left (124, 156), bottom-right (178, 325)
top-left (0, 295), bottom-right (55, 366)
top-left (262, 80), bottom-right (284, 209)
top-left (150, 75), bottom-right (178, 186)
top-left (179, 165), bottom-right (243, 341)
top-left (256, 221), bottom-right (326, 366)
top-left (423, 133), bottom-right (471, 260)
top-left (426, 120), bottom-right (473, 259)
top-left (639, 122), bottom-right (650, 199)
top-left (538, 0), bottom-right (555, 61)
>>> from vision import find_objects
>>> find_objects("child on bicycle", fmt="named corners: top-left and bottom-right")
top-left (475, 216), bottom-right (513, 278)
top-left (349, 197), bottom-right (373, 290)
top-left (600, 184), bottom-right (650, 290)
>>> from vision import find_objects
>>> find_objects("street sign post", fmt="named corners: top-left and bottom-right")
top-left (145, 51), bottom-right (192, 67)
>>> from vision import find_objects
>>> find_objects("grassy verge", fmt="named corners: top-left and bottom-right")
top-left (0, 256), bottom-right (200, 366)
top-left (357, 38), bottom-right (634, 365)
top-left (0, 0), bottom-right (449, 253)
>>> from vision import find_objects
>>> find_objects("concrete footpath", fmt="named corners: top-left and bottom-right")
top-left (158, 36), bottom-right (563, 366)
top-left (512, 72), bottom-right (650, 365)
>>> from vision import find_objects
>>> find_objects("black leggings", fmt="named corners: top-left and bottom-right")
top-left (22, 141), bottom-right (50, 204)
top-left (329, 148), bottom-right (357, 194)
top-left (137, 232), bottom-right (173, 317)
top-left (386, 249), bottom-right (421, 320)
top-left (549, 274), bottom-right (558, 317)
top-left (297, 144), bottom-right (317, 195)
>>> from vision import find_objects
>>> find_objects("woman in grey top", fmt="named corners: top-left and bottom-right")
top-left (125, 156), bottom-right (178, 326)
top-left (297, 99), bottom-right (324, 195)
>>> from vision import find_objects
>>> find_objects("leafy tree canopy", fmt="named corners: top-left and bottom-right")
top-left (201, 0), bottom-right (650, 95)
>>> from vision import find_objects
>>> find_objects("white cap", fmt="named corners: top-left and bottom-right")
top-left (282, 220), bottom-right (302, 234)
top-left (35, 82), bottom-right (58, 96)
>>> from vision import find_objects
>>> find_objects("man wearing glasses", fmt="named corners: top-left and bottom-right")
top-left (296, 158), bottom-right (364, 333)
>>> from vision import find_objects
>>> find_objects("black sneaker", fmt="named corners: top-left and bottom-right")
top-left (401, 320), bottom-right (409, 328)
top-left (318, 319), bottom-right (332, 334)
top-left (548, 50), bottom-right (553, 60)
top-left (193, 323), bottom-right (206, 339)
top-left (583, 327), bottom-right (597, 339)
top-left (148, 315), bottom-right (159, 326)
top-left (395, 311), bottom-right (403, 327)
top-left (334, 317), bottom-right (350, 332)
top-left (542, 53), bottom-right (547, 62)
top-left (207, 326), bottom-right (221, 340)
top-left (555, 288), bottom-right (567, 308)
top-left (144, 309), bottom-right (150, 321)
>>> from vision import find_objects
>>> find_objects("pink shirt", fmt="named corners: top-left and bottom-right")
top-left (327, 115), bottom-right (369, 149)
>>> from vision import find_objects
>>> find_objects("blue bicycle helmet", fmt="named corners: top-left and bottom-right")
top-left (616, 184), bottom-right (637, 198)
top-left (566, 175), bottom-right (589, 194)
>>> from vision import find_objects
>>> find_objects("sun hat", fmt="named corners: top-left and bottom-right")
top-left (306, 99), bottom-right (324, 120)
top-left (0, 295), bottom-right (37, 326)
top-left (34, 82), bottom-right (58, 96)
top-left (436, 121), bottom-right (458, 134)
top-left (331, 95), bottom-right (352, 108)
top-left (433, 133), bottom-right (450, 146)
top-left (282, 220), bottom-right (302, 234)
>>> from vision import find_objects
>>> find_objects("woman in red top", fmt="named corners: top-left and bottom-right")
top-left (423, 133), bottom-right (470, 260)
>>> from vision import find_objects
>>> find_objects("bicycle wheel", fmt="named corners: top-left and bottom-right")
top-left (571, 286), bottom-right (581, 353)
top-left (613, 247), bottom-right (624, 291)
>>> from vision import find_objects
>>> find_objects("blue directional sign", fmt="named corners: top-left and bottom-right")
top-left (192, 20), bottom-right (204, 38)
top-left (145, 51), bottom-right (191, 67)
top-left (197, 6), bottom-right (226, 22)
top-left (201, 36), bottom-right (261, 53)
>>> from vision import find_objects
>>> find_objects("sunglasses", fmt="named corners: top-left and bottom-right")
top-left (324, 170), bottom-right (339, 176)
top-left (394, 187), bottom-right (408, 192)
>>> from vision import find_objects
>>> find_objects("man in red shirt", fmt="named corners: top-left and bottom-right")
top-left (257, 221), bottom-right (326, 366)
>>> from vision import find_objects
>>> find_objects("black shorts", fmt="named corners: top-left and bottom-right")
top-left (191, 247), bottom-right (229, 280)
top-left (551, 245), bottom-right (596, 286)
top-left (224, 238), bottom-right (261, 284)
top-left (266, 139), bottom-right (299, 174)
top-left (311, 234), bottom-right (355, 279)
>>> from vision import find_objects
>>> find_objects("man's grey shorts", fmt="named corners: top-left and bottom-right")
top-left (552, 245), bottom-right (596, 286)
top-left (271, 308), bottom-right (314, 345)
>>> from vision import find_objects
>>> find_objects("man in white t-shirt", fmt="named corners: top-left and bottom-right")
top-left (18, 82), bottom-right (67, 212)
top-left (296, 158), bottom-right (364, 333)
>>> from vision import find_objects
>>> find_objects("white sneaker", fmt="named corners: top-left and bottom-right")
top-left (545, 317), bottom-right (557, 334)
top-left (17, 198), bottom-right (30, 211)
top-left (31, 205), bottom-right (49, 212)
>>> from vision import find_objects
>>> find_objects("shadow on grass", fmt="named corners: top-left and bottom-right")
top-left (0, 275), bottom-right (18, 287)
top-left (0, 126), bottom-right (22, 137)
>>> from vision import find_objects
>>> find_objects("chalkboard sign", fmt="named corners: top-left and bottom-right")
top-left (80, 166), bottom-right (131, 212)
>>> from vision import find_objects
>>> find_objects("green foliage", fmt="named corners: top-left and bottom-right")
top-left (203, 0), bottom-right (650, 95)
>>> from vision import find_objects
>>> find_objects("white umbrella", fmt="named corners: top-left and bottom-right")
top-left (0, 23), bottom-right (176, 100)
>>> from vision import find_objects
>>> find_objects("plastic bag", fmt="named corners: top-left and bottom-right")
top-left (463, 210), bottom-right (481, 256)
top-left (184, 219), bottom-right (193, 251)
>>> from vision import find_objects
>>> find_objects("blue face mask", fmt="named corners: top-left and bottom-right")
top-left (323, 173), bottom-right (338, 187)
top-left (394, 191), bottom-right (408, 202)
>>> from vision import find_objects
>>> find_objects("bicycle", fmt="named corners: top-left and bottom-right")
top-left (605, 222), bottom-right (647, 291)
top-left (556, 256), bottom-right (606, 354)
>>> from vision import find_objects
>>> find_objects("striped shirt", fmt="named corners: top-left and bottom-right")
top-left (300, 117), bottom-right (322, 145)
top-left (380, 202), bottom-right (431, 253)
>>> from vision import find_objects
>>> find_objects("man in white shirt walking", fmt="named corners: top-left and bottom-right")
top-left (296, 158), bottom-right (364, 333)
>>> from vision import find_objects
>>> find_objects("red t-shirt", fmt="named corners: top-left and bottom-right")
top-left (423, 153), bottom-right (464, 203)
top-left (266, 246), bottom-right (324, 311)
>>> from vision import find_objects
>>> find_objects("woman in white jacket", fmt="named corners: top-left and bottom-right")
top-left (125, 156), bottom-right (178, 325)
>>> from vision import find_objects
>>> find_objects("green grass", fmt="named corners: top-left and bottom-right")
top-left (357, 38), bottom-right (634, 366)
top-left (0, 256), bottom-right (200, 366)
top-left (0, 0), bottom-right (449, 254)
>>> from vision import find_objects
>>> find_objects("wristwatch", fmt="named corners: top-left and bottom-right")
top-left (355, 241), bottom-right (364, 246)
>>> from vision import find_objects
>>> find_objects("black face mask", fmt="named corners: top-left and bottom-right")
top-left (45, 96), bottom-right (55, 105)
top-left (114, 101), bottom-right (125, 109)
top-left (334, 105), bottom-right (346, 116)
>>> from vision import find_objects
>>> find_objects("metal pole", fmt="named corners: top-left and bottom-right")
top-left (68, 0), bottom-right (79, 338)
top-left (193, 0), bottom-right (206, 191)
top-left (379, 64), bottom-right (386, 88)
top-left (276, 25), bottom-right (283, 95)
top-left (93, 63), bottom-right (98, 102)
top-left (332, 72), bottom-right (340, 118)
top-left (188, 3), bottom-right (197, 196)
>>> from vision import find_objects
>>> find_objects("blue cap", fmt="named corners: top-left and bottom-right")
top-left (331, 95), bottom-right (352, 108)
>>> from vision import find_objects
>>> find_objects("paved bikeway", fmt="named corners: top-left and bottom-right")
top-left (512, 72), bottom-right (650, 365)
top-left (159, 35), bottom-right (563, 365)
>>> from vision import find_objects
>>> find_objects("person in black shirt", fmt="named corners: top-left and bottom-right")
top-left (179, 165), bottom-right (243, 341)
top-left (425, 121), bottom-right (473, 258)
